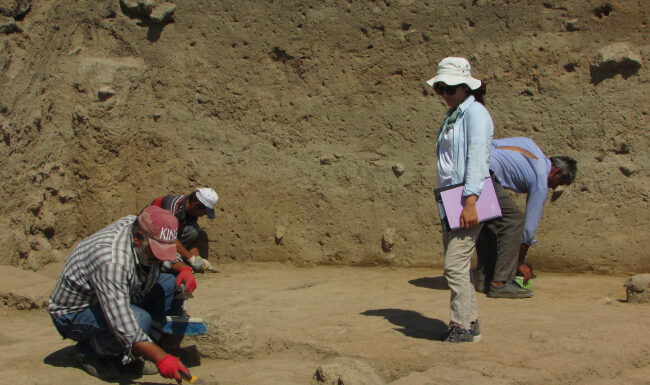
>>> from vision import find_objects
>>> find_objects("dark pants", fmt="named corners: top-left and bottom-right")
top-left (475, 174), bottom-right (525, 290)
top-left (179, 221), bottom-right (200, 250)
top-left (179, 221), bottom-right (210, 258)
top-left (52, 273), bottom-right (182, 359)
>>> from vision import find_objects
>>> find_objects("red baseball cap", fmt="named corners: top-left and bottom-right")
top-left (137, 206), bottom-right (179, 261)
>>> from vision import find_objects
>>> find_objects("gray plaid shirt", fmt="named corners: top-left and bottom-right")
top-left (48, 215), bottom-right (161, 356)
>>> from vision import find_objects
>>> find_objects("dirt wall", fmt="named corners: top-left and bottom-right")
top-left (0, 0), bottom-right (648, 273)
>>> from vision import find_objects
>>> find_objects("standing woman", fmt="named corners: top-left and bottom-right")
top-left (426, 57), bottom-right (494, 342)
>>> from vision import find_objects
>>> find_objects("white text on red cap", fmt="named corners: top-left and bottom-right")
top-left (158, 227), bottom-right (177, 242)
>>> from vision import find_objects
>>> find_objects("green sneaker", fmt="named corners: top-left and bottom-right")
top-left (515, 276), bottom-right (532, 289)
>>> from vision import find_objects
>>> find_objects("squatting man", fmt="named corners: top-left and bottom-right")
top-left (49, 206), bottom-right (198, 382)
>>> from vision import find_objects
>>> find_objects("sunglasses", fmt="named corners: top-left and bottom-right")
top-left (434, 84), bottom-right (459, 96)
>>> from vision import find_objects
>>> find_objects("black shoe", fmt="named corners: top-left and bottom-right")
top-left (75, 353), bottom-right (120, 380)
top-left (443, 324), bottom-right (474, 343)
top-left (487, 282), bottom-right (533, 299)
top-left (470, 319), bottom-right (481, 342)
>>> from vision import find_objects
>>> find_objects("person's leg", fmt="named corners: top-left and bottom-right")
top-left (490, 180), bottom-right (525, 284)
top-left (178, 221), bottom-right (200, 254)
top-left (53, 304), bottom-right (156, 357)
top-left (474, 223), bottom-right (497, 293)
top-left (53, 306), bottom-right (129, 358)
top-left (196, 229), bottom-right (210, 259)
top-left (136, 273), bottom-right (183, 342)
top-left (443, 224), bottom-right (483, 330)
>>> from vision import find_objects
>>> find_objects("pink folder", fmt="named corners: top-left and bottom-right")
top-left (435, 177), bottom-right (502, 231)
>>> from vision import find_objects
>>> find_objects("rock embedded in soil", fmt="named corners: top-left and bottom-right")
top-left (149, 2), bottom-right (175, 23)
top-left (313, 357), bottom-right (385, 385)
top-left (392, 163), bottom-right (405, 177)
top-left (0, 0), bottom-right (30, 18)
top-left (382, 228), bottom-right (397, 252)
top-left (624, 274), bottom-right (650, 303)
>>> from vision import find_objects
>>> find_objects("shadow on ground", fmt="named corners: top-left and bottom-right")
top-left (409, 276), bottom-right (449, 290)
top-left (361, 309), bottom-right (448, 340)
top-left (44, 344), bottom-right (201, 384)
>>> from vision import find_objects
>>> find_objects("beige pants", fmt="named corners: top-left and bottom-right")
top-left (443, 224), bottom-right (483, 329)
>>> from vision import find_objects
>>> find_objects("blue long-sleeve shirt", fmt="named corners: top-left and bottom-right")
top-left (489, 137), bottom-right (551, 246)
top-left (435, 95), bottom-right (494, 197)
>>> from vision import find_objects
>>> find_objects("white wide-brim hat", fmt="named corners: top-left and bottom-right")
top-left (426, 57), bottom-right (482, 90)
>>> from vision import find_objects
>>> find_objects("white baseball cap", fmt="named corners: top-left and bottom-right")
top-left (426, 57), bottom-right (482, 90)
top-left (196, 187), bottom-right (218, 219)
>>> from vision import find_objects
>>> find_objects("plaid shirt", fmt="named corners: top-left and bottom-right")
top-left (48, 215), bottom-right (160, 357)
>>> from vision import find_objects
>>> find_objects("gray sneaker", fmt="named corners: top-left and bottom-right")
top-left (75, 353), bottom-right (120, 380)
top-left (488, 281), bottom-right (533, 299)
top-left (470, 319), bottom-right (481, 341)
top-left (443, 324), bottom-right (474, 343)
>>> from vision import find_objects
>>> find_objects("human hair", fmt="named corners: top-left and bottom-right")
top-left (469, 83), bottom-right (487, 105)
top-left (188, 190), bottom-right (199, 203)
top-left (132, 219), bottom-right (142, 234)
top-left (131, 219), bottom-right (149, 240)
top-left (550, 156), bottom-right (577, 185)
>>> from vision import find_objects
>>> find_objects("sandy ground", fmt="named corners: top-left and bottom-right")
top-left (1, 262), bottom-right (649, 385)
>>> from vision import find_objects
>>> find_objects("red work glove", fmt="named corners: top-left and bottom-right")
top-left (156, 354), bottom-right (189, 383)
top-left (176, 267), bottom-right (197, 293)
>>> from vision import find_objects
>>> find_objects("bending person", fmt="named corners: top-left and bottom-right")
top-left (474, 137), bottom-right (577, 298)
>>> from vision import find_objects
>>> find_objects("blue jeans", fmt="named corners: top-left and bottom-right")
top-left (53, 273), bottom-right (181, 358)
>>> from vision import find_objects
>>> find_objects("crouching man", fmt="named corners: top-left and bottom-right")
top-left (48, 206), bottom-right (198, 382)
top-left (149, 187), bottom-right (219, 273)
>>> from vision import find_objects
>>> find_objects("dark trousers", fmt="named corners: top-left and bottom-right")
top-left (179, 221), bottom-right (200, 249)
top-left (475, 174), bottom-right (525, 290)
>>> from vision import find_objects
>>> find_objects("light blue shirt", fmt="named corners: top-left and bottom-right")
top-left (489, 137), bottom-right (552, 246)
top-left (436, 95), bottom-right (494, 197)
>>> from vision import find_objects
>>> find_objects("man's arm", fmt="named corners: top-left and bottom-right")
top-left (518, 188), bottom-right (547, 284)
top-left (175, 239), bottom-right (194, 262)
top-left (133, 340), bottom-right (167, 362)
top-left (517, 243), bottom-right (533, 284)
top-left (521, 189), bottom-right (547, 246)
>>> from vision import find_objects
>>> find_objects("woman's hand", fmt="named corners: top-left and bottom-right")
top-left (460, 195), bottom-right (479, 229)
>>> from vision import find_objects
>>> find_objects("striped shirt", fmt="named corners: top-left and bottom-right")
top-left (48, 216), bottom-right (161, 357)
top-left (150, 194), bottom-right (195, 231)
top-left (149, 195), bottom-right (188, 225)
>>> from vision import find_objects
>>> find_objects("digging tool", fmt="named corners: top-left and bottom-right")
top-left (162, 284), bottom-right (208, 336)
top-left (180, 368), bottom-right (212, 384)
